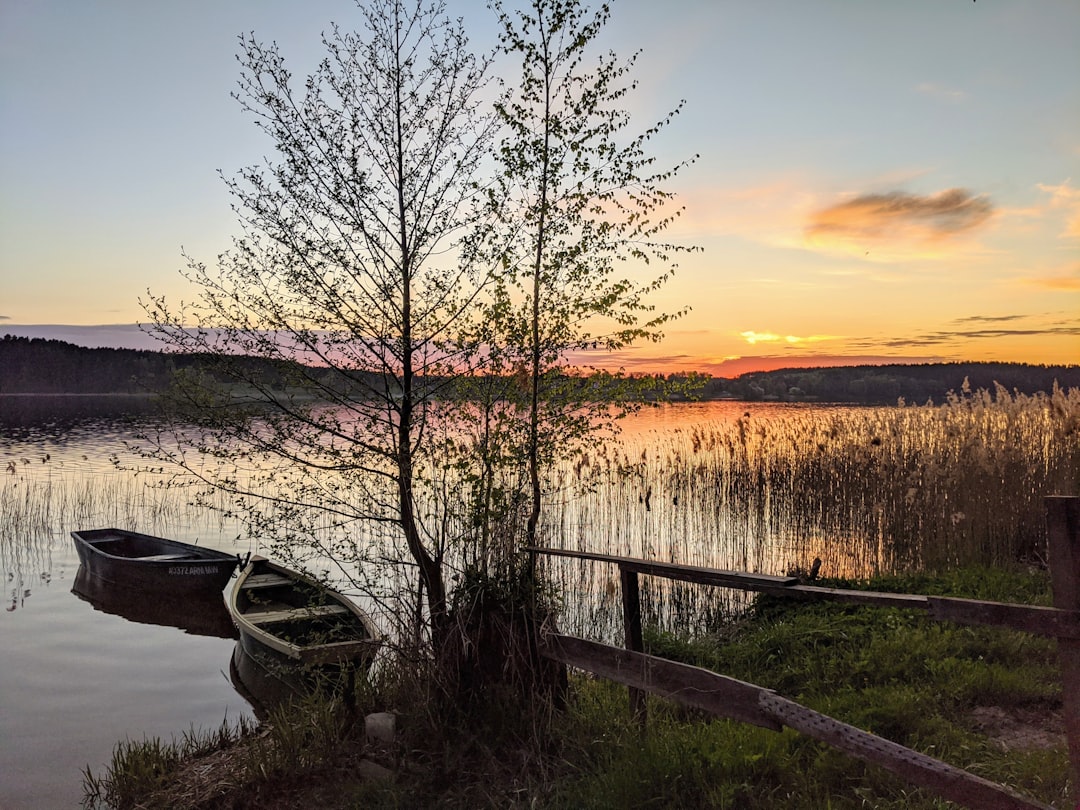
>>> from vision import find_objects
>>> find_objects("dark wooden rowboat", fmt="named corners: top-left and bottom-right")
top-left (227, 556), bottom-right (380, 705)
top-left (70, 528), bottom-right (242, 595)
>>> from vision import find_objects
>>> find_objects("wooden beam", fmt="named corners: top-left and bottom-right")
top-left (755, 582), bottom-right (930, 608)
top-left (758, 692), bottom-right (1052, 810)
top-left (927, 596), bottom-right (1080, 639)
top-left (527, 545), bottom-right (1080, 637)
top-left (619, 567), bottom-right (646, 721)
top-left (541, 633), bottom-right (1049, 809)
top-left (1046, 495), bottom-right (1080, 789)
top-left (539, 633), bottom-right (782, 732)
top-left (524, 546), bottom-right (798, 589)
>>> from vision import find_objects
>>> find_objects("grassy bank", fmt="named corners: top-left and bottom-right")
top-left (84, 565), bottom-right (1071, 809)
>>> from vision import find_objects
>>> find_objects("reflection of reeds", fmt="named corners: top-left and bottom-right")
top-left (0, 468), bottom-right (238, 605)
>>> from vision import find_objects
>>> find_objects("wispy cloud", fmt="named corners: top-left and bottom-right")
top-left (739, 331), bottom-right (838, 346)
top-left (915, 82), bottom-right (967, 103)
top-left (805, 189), bottom-right (994, 257)
top-left (1036, 180), bottom-right (1080, 238)
top-left (1021, 262), bottom-right (1080, 292)
top-left (872, 323), bottom-right (1080, 350)
top-left (952, 314), bottom-right (1028, 325)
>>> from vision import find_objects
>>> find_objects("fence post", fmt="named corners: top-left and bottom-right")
top-left (620, 565), bottom-right (647, 722)
top-left (1046, 495), bottom-right (1080, 792)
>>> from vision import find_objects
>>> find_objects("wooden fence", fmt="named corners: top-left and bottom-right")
top-left (526, 495), bottom-right (1079, 810)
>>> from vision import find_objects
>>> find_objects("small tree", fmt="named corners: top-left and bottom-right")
top-left (484, 0), bottom-right (696, 548)
top-left (143, 0), bottom-right (494, 648)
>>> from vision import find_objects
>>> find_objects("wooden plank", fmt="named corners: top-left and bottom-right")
top-left (525, 546), bottom-right (798, 589)
top-left (756, 582), bottom-right (930, 609)
top-left (528, 545), bottom-right (1079, 634)
top-left (242, 604), bottom-right (350, 623)
top-left (1046, 495), bottom-right (1080, 789)
top-left (540, 634), bottom-right (782, 731)
top-left (758, 692), bottom-right (1051, 810)
top-left (927, 596), bottom-right (1080, 639)
top-left (240, 573), bottom-right (294, 590)
top-left (298, 638), bottom-right (380, 665)
top-left (620, 567), bottom-right (646, 721)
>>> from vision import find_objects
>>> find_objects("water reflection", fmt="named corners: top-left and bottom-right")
top-left (71, 565), bottom-right (238, 639)
top-left (0, 393), bottom-right (162, 433)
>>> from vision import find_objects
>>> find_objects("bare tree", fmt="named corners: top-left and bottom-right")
top-left (143, 0), bottom-right (494, 646)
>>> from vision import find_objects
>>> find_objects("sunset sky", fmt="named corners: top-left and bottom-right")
top-left (2, 0), bottom-right (1078, 376)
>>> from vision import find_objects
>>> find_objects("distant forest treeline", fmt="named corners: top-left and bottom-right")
top-left (1, 335), bottom-right (1077, 404)
top-left (692, 362), bottom-right (1080, 404)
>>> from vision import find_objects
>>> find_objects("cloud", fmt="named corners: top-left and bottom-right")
top-left (0, 315), bottom-right (10, 321)
top-left (805, 188), bottom-right (994, 256)
top-left (951, 315), bottom-right (1028, 325)
top-left (739, 331), bottom-right (839, 346)
top-left (1036, 180), bottom-right (1080, 238)
top-left (915, 82), bottom-right (967, 103)
top-left (875, 325), bottom-right (1080, 350)
top-left (1018, 261), bottom-right (1080, 292)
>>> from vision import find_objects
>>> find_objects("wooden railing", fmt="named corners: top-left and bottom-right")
top-left (526, 495), bottom-right (1080, 810)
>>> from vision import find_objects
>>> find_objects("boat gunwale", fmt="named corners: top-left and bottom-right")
top-left (71, 528), bottom-right (238, 564)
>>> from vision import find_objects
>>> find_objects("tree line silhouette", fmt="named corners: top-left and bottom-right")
top-left (2, 335), bottom-right (1075, 404)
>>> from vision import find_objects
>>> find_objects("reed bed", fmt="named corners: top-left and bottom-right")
top-left (0, 465), bottom-right (241, 600)
top-left (537, 384), bottom-right (1080, 638)
top-left (4, 385), bottom-right (1076, 637)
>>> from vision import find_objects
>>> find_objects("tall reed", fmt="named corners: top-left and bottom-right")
top-left (535, 385), bottom-right (1079, 637)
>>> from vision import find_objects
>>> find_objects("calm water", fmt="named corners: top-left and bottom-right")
top-left (0, 395), bottom-right (833, 809)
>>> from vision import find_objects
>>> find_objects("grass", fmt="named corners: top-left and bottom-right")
top-left (529, 567), bottom-right (1071, 809)
top-left (81, 693), bottom-right (365, 810)
top-left (541, 384), bottom-right (1080, 640)
top-left (82, 566), bottom-right (1072, 809)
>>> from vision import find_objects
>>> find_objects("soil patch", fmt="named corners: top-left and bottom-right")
top-left (969, 705), bottom-right (1065, 752)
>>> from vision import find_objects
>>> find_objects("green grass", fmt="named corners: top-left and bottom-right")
top-left (544, 567), bottom-right (1069, 809)
top-left (82, 567), bottom-right (1072, 809)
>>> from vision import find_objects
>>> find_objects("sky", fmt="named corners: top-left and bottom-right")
top-left (1, 0), bottom-right (1078, 376)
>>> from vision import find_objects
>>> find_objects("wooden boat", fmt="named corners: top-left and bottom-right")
top-left (227, 557), bottom-right (381, 703)
top-left (70, 528), bottom-right (242, 595)
top-left (72, 565), bottom-right (238, 639)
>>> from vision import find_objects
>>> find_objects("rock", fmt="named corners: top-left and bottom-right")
top-left (365, 711), bottom-right (397, 745)
top-left (357, 758), bottom-right (394, 782)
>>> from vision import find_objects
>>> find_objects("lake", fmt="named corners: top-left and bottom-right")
top-left (6, 391), bottom-right (1061, 808)
top-left (1, 396), bottom-right (820, 808)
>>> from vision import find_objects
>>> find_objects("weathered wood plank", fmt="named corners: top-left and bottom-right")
top-left (240, 573), bottom-right (294, 590)
top-left (524, 546), bottom-right (798, 589)
top-left (755, 582), bottom-right (930, 609)
top-left (529, 546), bottom-right (1080, 632)
top-left (539, 634), bottom-right (782, 731)
top-left (620, 567), bottom-right (646, 720)
top-left (242, 603), bottom-right (350, 623)
top-left (758, 692), bottom-right (1052, 810)
top-left (927, 596), bottom-right (1080, 639)
top-left (1046, 495), bottom-right (1080, 789)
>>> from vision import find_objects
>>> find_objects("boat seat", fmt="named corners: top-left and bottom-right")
top-left (240, 573), bottom-right (294, 590)
top-left (137, 553), bottom-right (197, 562)
top-left (242, 604), bottom-right (351, 623)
